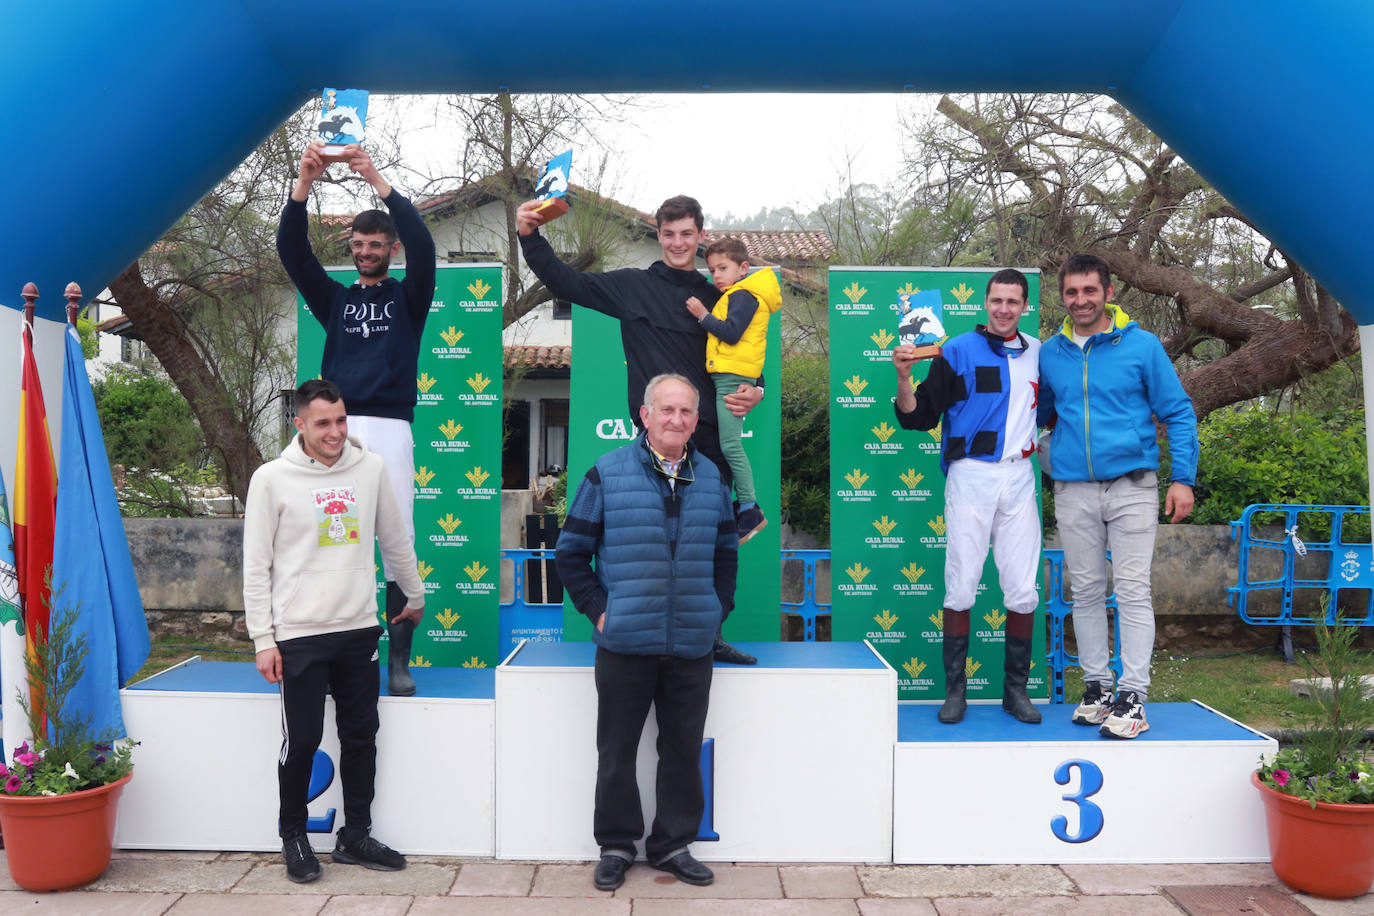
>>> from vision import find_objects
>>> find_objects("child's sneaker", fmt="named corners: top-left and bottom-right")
top-left (736, 505), bottom-right (767, 544)
top-left (1071, 681), bottom-right (1114, 726)
top-left (1099, 690), bottom-right (1149, 739)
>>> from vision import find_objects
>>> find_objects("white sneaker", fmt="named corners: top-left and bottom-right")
top-left (1099, 690), bottom-right (1150, 739)
top-left (1071, 682), bottom-right (1114, 726)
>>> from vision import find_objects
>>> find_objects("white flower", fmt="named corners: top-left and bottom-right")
top-left (62, 762), bottom-right (79, 780)
top-left (40, 789), bottom-right (56, 796)
top-left (1357, 771), bottom-right (1370, 782)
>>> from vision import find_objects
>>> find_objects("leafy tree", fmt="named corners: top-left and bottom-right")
top-left (92, 363), bottom-right (204, 472)
top-left (101, 113), bottom-right (339, 502)
top-left (417, 92), bottom-right (639, 327)
top-left (92, 361), bottom-right (211, 517)
top-left (909, 93), bottom-right (1360, 420)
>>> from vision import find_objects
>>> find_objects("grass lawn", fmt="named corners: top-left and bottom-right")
top-left (1060, 646), bottom-right (1373, 735)
top-left (131, 638), bottom-right (256, 683)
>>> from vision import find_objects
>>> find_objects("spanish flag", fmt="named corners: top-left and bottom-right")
top-left (14, 321), bottom-right (56, 652)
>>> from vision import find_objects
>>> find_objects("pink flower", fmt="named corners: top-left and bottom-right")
top-left (13, 751), bottom-right (40, 769)
top-left (1272, 769), bottom-right (1291, 787)
top-left (3, 775), bottom-right (19, 793)
top-left (0, 763), bottom-right (8, 778)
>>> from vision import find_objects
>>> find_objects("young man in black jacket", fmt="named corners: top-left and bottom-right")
top-left (277, 140), bottom-right (436, 695)
top-left (516, 194), bottom-right (760, 665)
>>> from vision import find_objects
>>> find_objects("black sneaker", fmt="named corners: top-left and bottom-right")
top-left (331, 831), bottom-right (407, 871)
top-left (282, 833), bottom-right (321, 883)
top-left (737, 505), bottom-right (767, 544)
top-left (1071, 682), bottom-right (1114, 726)
top-left (1099, 690), bottom-right (1150, 739)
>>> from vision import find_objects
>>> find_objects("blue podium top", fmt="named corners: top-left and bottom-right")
top-left (503, 641), bottom-right (888, 670)
top-left (897, 701), bottom-right (1270, 743)
top-left (128, 658), bottom-right (495, 699)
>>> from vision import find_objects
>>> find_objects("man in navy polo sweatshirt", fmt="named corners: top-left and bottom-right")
top-left (556, 373), bottom-right (737, 893)
top-left (277, 140), bottom-right (436, 697)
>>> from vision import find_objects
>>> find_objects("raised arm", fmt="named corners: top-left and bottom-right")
top-left (516, 201), bottom-right (627, 318)
top-left (277, 141), bottom-right (342, 319)
top-left (345, 144), bottom-right (437, 316)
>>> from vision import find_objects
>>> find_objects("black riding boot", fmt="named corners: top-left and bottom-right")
top-left (1001, 633), bottom-right (1042, 723)
top-left (385, 581), bottom-right (416, 697)
top-left (938, 609), bottom-right (969, 724)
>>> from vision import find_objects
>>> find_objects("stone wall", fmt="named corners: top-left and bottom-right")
top-left (125, 509), bottom-right (1362, 651)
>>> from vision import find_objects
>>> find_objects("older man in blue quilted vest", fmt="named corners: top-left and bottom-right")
top-left (556, 372), bottom-right (738, 893)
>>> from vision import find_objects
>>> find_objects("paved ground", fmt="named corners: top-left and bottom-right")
top-left (0, 852), bottom-right (1370, 915)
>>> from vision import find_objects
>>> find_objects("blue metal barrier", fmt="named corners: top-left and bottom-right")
top-left (1043, 548), bottom-right (1123, 704)
top-left (499, 548), bottom-right (564, 658)
top-left (780, 549), bottom-right (831, 641)
top-left (498, 548), bottom-right (837, 650)
top-left (1227, 504), bottom-right (1373, 661)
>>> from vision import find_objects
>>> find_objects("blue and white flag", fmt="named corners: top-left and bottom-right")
top-left (50, 323), bottom-right (150, 740)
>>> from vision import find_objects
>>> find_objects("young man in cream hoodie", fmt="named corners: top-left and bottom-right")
top-left (244, 379), bottom-right (425, 883)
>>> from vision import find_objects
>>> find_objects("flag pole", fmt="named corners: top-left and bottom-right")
top-left (65, 282), bottom-right (82, 327)
top-left (21, 282), bottom-right (37, 343)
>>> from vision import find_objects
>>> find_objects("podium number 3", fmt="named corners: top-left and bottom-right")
top-left (1051, 759), bottom-right (1104, 843)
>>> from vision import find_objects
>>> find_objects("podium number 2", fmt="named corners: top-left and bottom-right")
top-left (1051, 759), bottom-right (1103, 843)
top-left (307, 750), bottom-right (337, 833)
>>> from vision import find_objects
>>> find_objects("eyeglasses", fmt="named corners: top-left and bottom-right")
top-left (349, 240), bottom-right (390, 252)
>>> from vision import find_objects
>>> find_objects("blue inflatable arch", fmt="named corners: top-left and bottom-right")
top-left (7, 1), bottom-right (1372, 325)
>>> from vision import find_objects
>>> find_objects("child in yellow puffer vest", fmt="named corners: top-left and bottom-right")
top-left (685, 237), bottom-right (782, 544)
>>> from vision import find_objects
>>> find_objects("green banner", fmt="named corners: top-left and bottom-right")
top-left (566, 280), bottom-right (783, 643)
top-left (297, 264), bottom-right (503, 668)
top-left (828, 267), bottom-right (1046, 701)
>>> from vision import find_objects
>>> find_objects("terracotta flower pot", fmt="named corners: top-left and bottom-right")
top-left (0, 772), bottom-right (132, 892)
top-left (1252, 771), bottom-right (1374, 899)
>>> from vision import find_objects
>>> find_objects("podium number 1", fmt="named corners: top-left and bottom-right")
top-left (1051, 759), bottom-right (1104, 843)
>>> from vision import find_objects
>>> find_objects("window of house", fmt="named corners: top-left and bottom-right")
top-left (541, 399), bottom-right (569, 473)
top-left (552, 298), bottom-right (572, 320)
top-left (279, 389), bottom-right (296, 449)
top-left (120, 337), bottom-right (149, 363)
top-left (502, 399), bottom-right (532, 489)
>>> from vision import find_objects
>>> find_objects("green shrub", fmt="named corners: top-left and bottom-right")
top-left (780, 354), bottom-right (830, 540)
top-left (93, 363), bottom-right (206, 472)
top-left (1190, 406), bottom-right (1368, 534)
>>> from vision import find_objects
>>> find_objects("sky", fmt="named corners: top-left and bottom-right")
top-left (609, 93), bottom-right (929, 222)
top-left (375, 92), bottom-right (934, 225)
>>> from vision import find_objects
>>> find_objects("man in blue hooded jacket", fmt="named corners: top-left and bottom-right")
top-left (1038, 254), bottom-right (1198, 739)
top-left (555, 373), bottom-right (737, 892)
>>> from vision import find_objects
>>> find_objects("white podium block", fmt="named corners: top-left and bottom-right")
top-left (118, 659), bottom-right (495, 855)
top-left (893, 700), bottom-right (1276, 863)
top-left (496, 641), bottom-right (896, 862)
